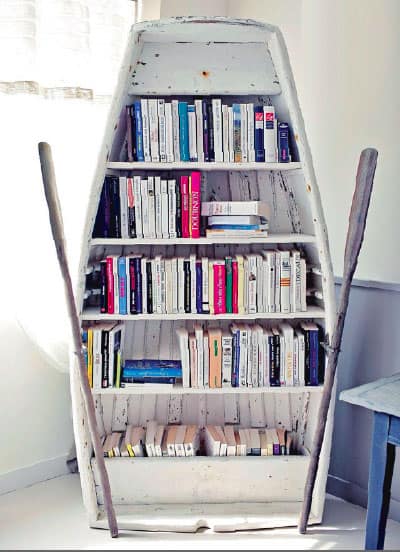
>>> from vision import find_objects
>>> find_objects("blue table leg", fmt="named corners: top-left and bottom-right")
top-left (365, 412), bottom-right (395, 550)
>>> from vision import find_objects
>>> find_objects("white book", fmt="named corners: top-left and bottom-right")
top-left (246, 324), bottom-right (252, 386)
top-left (201, 257), bottom-right (209, 313)
top-left (154, 255), bottom-right (162, 314)
top-left (158, 98), bottom-right (166, 162)
top-left (160, 258), bottom-right (166, 313)
top-left (204, 426), bottom-right (220, 457)
top-left (222, 104), bottom-right (230, 162)
top-left (293, 335), bottom-right (299, 387)
top-left (174, 425), bottom-right (187, 457)
top-left (247, 255), bottom-right (257, 314)
top-left (189, 334), bottom-right (197, 388)
top-left (160, 179), bottom-right (169, 238)
top-left (176, 327), bottom-right (190, 388)
top-left (296, 328), bottom-right (305, 386)
top-left (145, 420), bottom-right (158, 457)
top-left (240, 103), bottom-right (248, 162)
top-left (244, 428), bottom-right (253, 455)
top-left (228, 106), bottom-right (234, 162)
top-left (108, 322), bottom-right (124, 388)
top-left (280, 250), bottom-right (291, 314)
top-left (249, 325), bottom-right (258, 387)
top-left (154, 425), bottom-right (165, 457)
top-left (300, 258), bottom-right (307, 311)
top-left (170, 257), bottom-right (178, 313)
top-left (141, 99), bottom-right (151, 162)
top-left (247, 102), bottom-right (255, 162)
top-left (221, 332), bottom-right (233, 387)
top-left (263, 105), bottom-right (277, 163)
top-left (164, 259), bottom-right (171, 313)
top-left (203, 331), bottom-right (209, 388)
top-left (263, 329), bottom-right (273, 387)
top-left (141, 257), bottom-right (147, 314)
top-left (256, 254), bottom-right (263, 313)
top-left (154, 176), bottom-right (162, 238)
top-left (274, 250), bottom-right (281, 312)
top-left (263, 251), bottom-right (276, 313)
top-left (224, 425), bottom-right (237, 456)
top-left (133, 176), bottom-right (143, 239)
top-left (201, 200), bottom-right (270, 217)
top-left (215, 426), bottom-right (227, 456)
top-left (254, 324), bottom-right (264, 387)
top-left (177, 257), bottom-right (185, 314)
top-left (171, 99), bottom-right (180, 162)
top-left (243, 258), bottom-right (249, 314)
top-left (119, 176), bottom-right (129, 238)
top-left (194, 99), bottom-right (204, 162)
top-left (112, 256), bottom-right (119, 314)
top-left (212, 98), bottom-right (223, 162)
top-left (140, 179), bottom-right (149, 238)
top-left (148, 99), bottom-right (159, 162)
top-left (208, 214), bottom-right (261, 226)
top-left (250, 428), bottom-right (261, 455)
top-left (239, 325), bottom-right (249, 387)
top-left (151, 259), bottom-right (157, 316)
top-left (190, 254), bottom-right (197, 314)
top-left (168, 179), bottom-right (177, 238)
top-left (237, 429), bottom-right (248, 456)
top-left (92, 326), bottom-right (102, 389)
top-left (188, 104), bottom-right (197, 161)
top-left (280, 322), bottom-right (294, 386)
top-left (147, 176), bottom-right (156, 239)
top-left (194, 324), bottom-right (204, 388)
top-left (164, 102), bottom-right (174, 162)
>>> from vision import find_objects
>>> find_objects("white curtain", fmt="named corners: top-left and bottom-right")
top-left (0, 1), bottom-right (140, 373)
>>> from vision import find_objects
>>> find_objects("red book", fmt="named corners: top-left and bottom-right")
top-left (180, 176), bottom-right (190, 238)
top-left (190, 171), bottom-right (201, 238)
top-left (106, 256), bottom-right (114, 314)
top-left (213, 262), bottom-right (226, 314)
top-left (232, 260), bottom-right (239, 314)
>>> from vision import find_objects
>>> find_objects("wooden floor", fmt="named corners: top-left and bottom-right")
top-left (1, 474), bottom-right (400, 549)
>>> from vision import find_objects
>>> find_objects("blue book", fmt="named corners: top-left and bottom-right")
top-left (124, 359), bottom-right (181, 370)
top-left (122, 362), bottom-right (182, 378)
top-left (178, 102), bottom-right (189, 161)
top-left (231, 327), bottom-right (240, 387)
top-left (118, 257), bottom-right (127, 315)
top-left (278, 122), bottom-right (290, 163)
top-left (134, 101), bottom-right (145, 162)
top-left (93, 182), bottom-right (106, 237)
top-left (254, 106), bottom-right (265, 162)
top-left (202, 100), bottom-right (209, 162)
top-left (121, 376), bottom-right (177, 385)
top-left (196, 261), bottom-right (202, 313)
top-left (133, 257), bottom-right (142, 314)
top-left (310, 328), bottom-right (319, 386)
top-left (208, 224), bottom-right (263, 230)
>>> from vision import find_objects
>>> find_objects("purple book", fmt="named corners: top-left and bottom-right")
top-left (273, 442), bottom-right (281, 456)
top-left (196, 261), bottom-right (202, 313)
top-left (202, 100), bottom-right (209, 162)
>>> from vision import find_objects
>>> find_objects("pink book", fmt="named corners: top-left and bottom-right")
top-left (106, 256), bottom-right (114, 314)
top-left (213, 262), bottom-right (226, 314)
top-left (180, 176), bottom-right (190, 238)
top-left (232, 260), bottom-right (238, 314)
top-left (190, 171), bottom-right (201, 238)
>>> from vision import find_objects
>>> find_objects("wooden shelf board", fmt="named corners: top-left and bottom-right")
top-left (92, 385), bottom-right (323, 395)
top-left (107, 161), bottom-right (302, 171)
top-left (81, 306), bottom-right (325, 321)
top-left (90, 233), bottom-right (316, 246)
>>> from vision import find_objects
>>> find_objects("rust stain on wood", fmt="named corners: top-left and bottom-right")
top-left (306, 184), bottom-right (312, 193)
top-left (201, 70), bottom-right (210, 78)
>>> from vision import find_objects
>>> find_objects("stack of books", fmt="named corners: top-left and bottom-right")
top-left (202, 200), bottom-right (270, 238)
top-left (125, 98), bottom-right (292, 164)
top-left (177, 322), bottom-right (324, 389)
top-left (82, 323), bottom-right (124, 389)
top-left (84, 249), bottom-right (308, 316)
top-left (102, 422), bottom-right (297, 458)
top-left (120, 359), bottom-right (182, 387)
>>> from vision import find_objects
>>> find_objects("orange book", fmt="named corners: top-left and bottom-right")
top-left (208, 328), bottom-right (222, 388)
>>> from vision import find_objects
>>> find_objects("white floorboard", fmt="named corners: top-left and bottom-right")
top-left (0, 474), bottom-right (400, 550)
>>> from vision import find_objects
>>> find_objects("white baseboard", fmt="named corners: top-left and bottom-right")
top-left (0, 454), bottom-right (70, 496)
top-left (327, 474), bottom-right (400, 523)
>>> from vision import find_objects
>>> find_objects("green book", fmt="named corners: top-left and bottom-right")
top-left (225, 257), bottom-right (233, 313)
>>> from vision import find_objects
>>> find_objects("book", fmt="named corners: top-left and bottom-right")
top-left (221, 332), bottom-right (233, 387)
top-left (222, 103), bottom-right (229, 162)
top-left (184, 425), bottom-right (200, 457)
top-left (213, 261), bottom-right (226, 314)
top-left (202, 100), bottom-right (209, 162)
top-left (240, 103), bottom-right (248, 162)
top-left (225, 257), bottom-right (233, 313)
top-left (148, 99), bottom-right (159, 162)
top-left (154, 176), bottom-right (162, 239)
top-left (168, 179), bottom-right (177, 238)
top-left (194, 324), bottom-right (204, 388)
top-left (247, 102), bottom-right (255, 162)
top-left (276, 428), bottom-right (286, 455)
top-left (119, 176), bottom-right (128, 239)
top-left (161, 179), bottom-right (169, 238)
top-left (204, 426), bottom-right (220, 456)
top-left (263, 105), bottom-right (277, 163)
top-left (176, 328), bottom-right (190, 388)
top-left (278, 122), bottom-right (290, 162)
top-left (145, 420), bottom-right (158, 457)
top-left (203, 331), bottom-right (209, 388)
top-left (154, 425), bottom-right (165, 457)
top-left (232, 103), bottom-right (241, 162)
top-left (178, 101), bottom-right (189, 161)
top-left (254, 105), bottom-right (265, 162)
top-left (189, 333), bottom-right (197, 388)
top-left (212, 98), bottom-right (223, 162)
top-left (126, 177), bottom-right (136, 238)
top-left (174, 425), bottom-right (187, 457)
top-left (201, 201), bottom-right (270, 217)
top-left (190, 171), bottom-right (201, 238)
top-left (123, 359), bottom-right (182, 378)
top-left (134, 101), bottom-right (145, 162)
top-left (126, 105), bottom-right (134, 162)
top-left (175, 179), bottom-right (182, 238)
top-left (208, 328), bottom-right (222, 388)
top-left (147, 176), bottom-right (156, 239)
top-left (208, 215), bottom-right (263, 226)
top-left (141, 99), bottom-right (151, 162)
top-left (166, 425), bottom-right (178, 457)
top-left (194, 99), bottom-right (204, 162)
top-left (188, 104), bottom-right (197, 161)
top-left (133, 176), bottom-right (143, 239)
top-left (165, 102), bottom-right (174, 162)
top-left (206, 102), bottom-right (214, 161)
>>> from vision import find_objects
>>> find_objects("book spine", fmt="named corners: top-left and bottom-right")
top-left (151, 260), bottom-right (157, 316)
top-left (133, 176), bottom-right (143, 238)
top-left (254, 105), bottom-right (265, 162)
top-left (161, 179), bottom-right (169, 238)
top-left (310, 330), bottom-right (319, 385)
top-left (256, 255), bottom-right (263, 313)
top-left (232, 103), bottom-right (241, 162)
top-left (251, 328), bottom-right (258, 387)
top-left (92, 329), bottom-right (102, 389)
top-left (110, 177), bottom-right (121, 238)
top-left (247, 255), bottom-right (257, 314)
top-left (141, 258), bottom-right (147, 314)
top-left (222, 334), bottom-right (233, 387)
top-left (203, 333), bottom-right (209, 388)
top-left (263, 105), bottom-right (277, 163)
top-left (178, 101), bottom-right (189, 161)
top-left (141, 99), bottom-right (151, 162)
top-left (175, 179), bottom-right (182, 238)
top-left (247, 102), bottom-right (255, 162)
top-left (100, 260), bottom-right (107, 313)
top-left (154, 256), bottom-right (162, 314)
top-left (168, 179), bottom-right (177, 238)
top-left (196, 261), bottom-right (203, 314)
top-left (232, 260), bottom-right (238, 314)
top-left (183, 259), bottom-right (191, 313)
top-left (177, 258), bottom-right (185, 314)
top-left (171, 258), bottom-right (178, 313)
top-left (212, 98), bottom-right (223, 162)
top-left (154, 176), bottom-right (162, 239)
top-left (237, 255), bottom-right (245, 314)
top-left (202, 100), bottom-right (209, 162)
top-left (206, 102), bottom-right (214, 161)
top-left (195, 327), bottom-right (204, 388)
top-left (106, 257), bottom-right (114, 314)
top-left (300, 258), bottom-right (307, 311)
top-left (180, 176), bottom-right (190, 238)
top-left (112, 256), bottom-right (119, 314)
top-left (190, 171), bottom-right (201, 238)
top-left (147, 176), bottom-right (156, 239)
top-left (278, 122), bottom-right (290, 163)
top-left (160, 258), bottom-right (166, 313)
top-left (171, 99), bottom-right (181, 162)
top-left (208, 260), bottom-right (214, 315)
top-left (222, 104), bottom-right (229, 162)
top-left (190, 254), bottom-right (197, 314)
top-left (146, 260), bottom-right (153, 314)
top-left (213, 262), bottom-right (226, 314)
top-left (274, 334), bottom-right (281, 386)
top-left (189, 335), bottom-right (198, 388)
top-left (141, 179), bottom-right (149, 238)
top-left (195, 99), bottom-right (204, 162)
top-left (280, 251), bottom-right (291, 314)
top-left (165, 102), bottom-right (174, 162)
top-left (148, 99), bottom-right (159, 162)
top-left (231, 328), bottom-right (240, 387)
top-left (157, 99), bottom-right (166, 162)
top-left (101, 329), bottom-right (109, 388)
top-left (129, 258), bottom-right (136, 314)
top-left (118, 257), bottom-right (127, 315)
top-left (201, 257), bottom-right (209, 313)
top-left (188, 104), bottom-right (198, 161)
top-left (126, 105), bottom-right (134, 162)
top-left (126, 177), bottom-right (136, 238)
top-left (275, 251), bottom-right (281, 312)
top-left (225, 257), bottom-right (233, 313)
top-left (134, 101), bottom-right (144, 161)
top-left (240, 103), bottom-right (248, 162)
top-left (239, 328), bottom-right (248, 387)
top-left (87, 329), bottom-right (93, 387)
top-left (228, 106), bottom-right (234, 162)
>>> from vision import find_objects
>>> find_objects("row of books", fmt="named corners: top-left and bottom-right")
top-left (176, 322), bottom-right (324, 389)
top-left (102, 421), bottom-right (297, 458)
top-left (126, 98), bottom-right (292, 164)
top-left (83, 323), bottom-right (125, 389)
top-left (85, 249), bottom-right (307, 316)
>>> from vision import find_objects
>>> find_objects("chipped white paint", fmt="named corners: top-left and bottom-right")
top-left (72, 16), bottom-right (335, 531)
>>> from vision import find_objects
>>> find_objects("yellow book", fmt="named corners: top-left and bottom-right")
top-left (208, 260), bottom-right (214, 314)
top-left (236, 255), bottom-right (245, 314)
top-left (188, 175), bottom-right (192, 237)
top-left (87, 328), bottom-right (93, 388)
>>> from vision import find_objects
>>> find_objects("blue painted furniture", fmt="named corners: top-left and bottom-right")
top-left (340, 373), bottom-right (400, 550)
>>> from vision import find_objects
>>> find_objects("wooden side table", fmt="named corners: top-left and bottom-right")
top-left (340, 373), bottom-right (400, 550)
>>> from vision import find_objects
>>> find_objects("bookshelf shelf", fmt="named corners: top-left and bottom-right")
top-left (92, 385), bottom-right (323, 395)
top-left (81, 306), bottom-right (325, 322)
top-left (90, 233), bottom-right (316, 246)
top-left (107, 161), bottom-right (302, 171)
top-left (73, 17), bottom-right (336, 534)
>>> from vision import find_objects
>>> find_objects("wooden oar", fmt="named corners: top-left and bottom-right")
top-left (38, 142), bottom-right (118, 538)
top-left (298, 147), bottom-right (378, 534)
